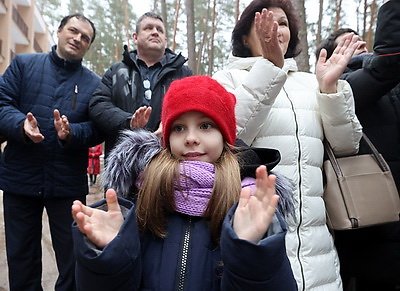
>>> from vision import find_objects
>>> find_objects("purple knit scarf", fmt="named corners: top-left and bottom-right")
top-left (174, 161), bottom-right (256, 216)
top-left (174, 161), bottom-right (215, 217)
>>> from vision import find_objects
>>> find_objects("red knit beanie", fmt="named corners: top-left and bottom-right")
top-left (162, 75), bottom-right (236, 147)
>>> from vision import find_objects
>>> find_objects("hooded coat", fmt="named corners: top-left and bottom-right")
top-left (213, 57), bottom-right (362, 290)
top-left (72, 130), bottom-right (297, 290)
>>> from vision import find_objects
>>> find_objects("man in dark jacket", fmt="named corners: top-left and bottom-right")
top-left (317, 0), bottom-right (400, 290)
top-left (0, 14), bottom-right (103, 291)
top-left (89, 12), bottom-right (192, 157)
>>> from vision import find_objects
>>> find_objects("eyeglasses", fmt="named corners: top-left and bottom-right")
top-left (143, 79), bottom-right (152, 100)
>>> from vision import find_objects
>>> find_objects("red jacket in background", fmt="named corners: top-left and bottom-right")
top-left (88, 144), bottom-right (102, 175)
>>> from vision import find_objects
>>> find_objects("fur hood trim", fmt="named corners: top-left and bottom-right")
top-left (101, 129), bottom-right (162, 200)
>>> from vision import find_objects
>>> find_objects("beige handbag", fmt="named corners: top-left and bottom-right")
top-left (323, 134), bottom-right (400, 230)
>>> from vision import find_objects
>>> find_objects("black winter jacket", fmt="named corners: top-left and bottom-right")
top-left (89, 47), bottom-right (192, 156)
top-left (0, 46), bottom-right (103, 197)
top-left (334, 0), bottom-right (400, 285)
top-left (340, 0), bottom-right (400, 189)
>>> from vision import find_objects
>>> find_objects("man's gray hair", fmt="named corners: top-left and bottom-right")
top-left (135, 12), bottom-right (164, 33)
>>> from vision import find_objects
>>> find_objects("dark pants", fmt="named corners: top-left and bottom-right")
top-left (3, 192), bottom-right (86, 291)
top-left (335, 222), bottom-right (400, 291)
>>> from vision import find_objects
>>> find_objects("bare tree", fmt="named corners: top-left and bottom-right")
top-left (207, 0), bottom-right (217, 75)
top-left (316, 0), bottom-right (324, 48)
top-left (362, 0), bottom-right (368, 40)
top-left (123, 0), bottom-right (131, 50)
top-left (334, 0), bottom-right (343, 30)
top-left (160, 0), bottom-right (169, 40)
top-left (293, 0), bottom-right (310, 72)
top-left (235, 0), bottom-right (240, 23)
top-left (196, 1), bottom-right (211, 74)
top-left (171, 0), bottom-right (181, 51)
top-left (185, 0), bottom-right (197, 73)
top-left (366, 0), bottom-right (377, 51)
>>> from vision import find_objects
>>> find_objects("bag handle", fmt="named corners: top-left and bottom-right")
top-left (324, 133), bottom-right (389, 179)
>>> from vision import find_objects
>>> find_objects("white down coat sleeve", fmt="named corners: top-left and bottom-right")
top-left (317, 79), bottom-right (363, 157)
top-left (213, 58), bottom-right (287, 146)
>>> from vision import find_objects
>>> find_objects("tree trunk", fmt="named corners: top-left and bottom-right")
top-left (362, 0), bottom-right (368, 40)
top-left (207, 0), bottom-right (217, 75)
top-left (293, 0), bottom-right (310, 72)
top-left (335, 0), bottom-right (342, 30)
top-left (185, 0), bottom-right (197, 73)
top-left (366, 0), bottom-right (377, 51)
top-left (171, 0), bottom-right (181, 51)
top-left (123, 0), bottom-right (131, 50)
top-left (197, 1), bottom-right (210, 75)
top-left (235, 0), bottom-right (240, 23)
top-left (316, 0), bottom-right (324, 48)
top-left (161, 0), bottom-right (168, 40)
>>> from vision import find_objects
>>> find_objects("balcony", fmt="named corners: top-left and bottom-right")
top-left (12, 6), bottom-right (29, 45)
top-left (0, 0), bottom-right (6, 14)
top-left (10, 49), bottom-right (15, 60)
top-left (14, 0), bottom-right (31, 6)
top-left (34, 5), bottom-right (46, 34)
top-left (0, 39), bottom-right (3, 63)
top-left (34, 38), bottom-right (42, 52)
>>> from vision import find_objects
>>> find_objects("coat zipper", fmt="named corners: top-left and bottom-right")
top-left (283, 87), bottom-right (306, 291)
top-left (176, 216), bottom-right (192, 291)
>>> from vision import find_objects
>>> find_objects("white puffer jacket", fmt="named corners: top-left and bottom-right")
top-left (213, 56), bottom-right (362, 291)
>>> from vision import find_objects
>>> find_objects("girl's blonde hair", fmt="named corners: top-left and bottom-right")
top-left (136, 145), bottom-right (241, 243)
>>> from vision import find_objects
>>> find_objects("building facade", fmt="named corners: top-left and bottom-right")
top-left (0, 0), bottom-right (53, 74)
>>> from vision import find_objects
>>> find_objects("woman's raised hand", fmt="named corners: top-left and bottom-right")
top-left (72, 189), bottom-right (124, 248)
top-left (233, 165), bottom-right (279, 243)
top-left (316, 33), bottom-right (360, 93)
top-left (255, 8), bottom-right (284, 68)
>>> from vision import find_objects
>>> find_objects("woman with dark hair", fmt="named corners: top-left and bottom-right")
top-left (231, 0), bottom-right (300, 59)
top-left (213, 0), bottom-right (363, 290)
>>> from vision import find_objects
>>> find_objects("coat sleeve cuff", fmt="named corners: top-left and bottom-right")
top-left (72, 198), bottom-right (140, 274)
top-left (221, 204), bottom-right (290, 280)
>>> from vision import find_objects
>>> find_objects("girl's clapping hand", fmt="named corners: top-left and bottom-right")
top-left (72, 189), bottom-right (124, 248)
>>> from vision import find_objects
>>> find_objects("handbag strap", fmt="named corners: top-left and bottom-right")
top-left (361, 134), bottom-right (390, 171)
top-left (324, 133), bottom-right (389, 179)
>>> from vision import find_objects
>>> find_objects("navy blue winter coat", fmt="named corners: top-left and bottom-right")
top-left (72, 198), bottom-right (297, 291)
top-left (0, 46), bottom-right (103, 197)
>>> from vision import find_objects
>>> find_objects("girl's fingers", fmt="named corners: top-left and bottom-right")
top-left (105, 189), bottom-right (121, 213)
top-left (238, 187), bottom-right (251, 208)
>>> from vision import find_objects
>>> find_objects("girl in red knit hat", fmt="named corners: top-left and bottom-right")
top-left (71, 75), bottom-right (296, 290)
